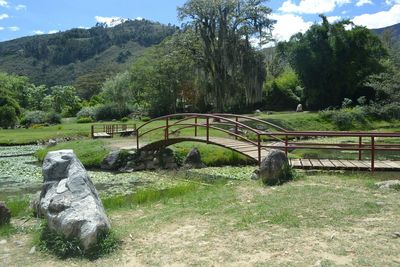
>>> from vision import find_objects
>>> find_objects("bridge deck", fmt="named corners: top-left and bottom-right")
top-left (290, 158), bottom-right (400, 171)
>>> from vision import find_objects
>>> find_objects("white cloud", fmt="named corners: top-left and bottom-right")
top-left (327, 16), bottom-right (342, 22)
top-left (0, 0), bottom-right (8, 7)
top-left (0, 26), bottom-right (4, 30)
top-left (32, 30), bottom-right (44, 35)
top-left (271, 13), bottom-right (312, 41)
top-left (353, 4), bottom-right (400, 28)
top-left (386, 0), bottom-right (400, 5)
top-left (279, 0), bottom-right (351, 14)
top-left (15, 4), bottom-right (26, 11)
top-left (8, 26), bottom-right (19, 31)
top-left (94, 16), bottom-right (127, 27)
top-left (48, 30), bottom-right (58, 34)
top-left (356, 0), bottom-right (373, 6)
top-left (0, 13), bottom-right (9, 20)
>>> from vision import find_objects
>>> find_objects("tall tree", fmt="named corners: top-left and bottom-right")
top-left (178, 0), bottom-right (275, 112)
top-left (278, 16), bottom-right (387, 109)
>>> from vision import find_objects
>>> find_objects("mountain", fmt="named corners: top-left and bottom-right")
top-left (372, 23), bottom-right (400, 40)
top-left (0, 19), bottom-right (177, 99)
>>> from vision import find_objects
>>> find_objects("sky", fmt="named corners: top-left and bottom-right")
top-left (1, 0), bottom-right (400, 42)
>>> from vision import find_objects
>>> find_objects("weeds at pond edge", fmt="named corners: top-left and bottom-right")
top-left (35, 221), bottom-right (120, 260)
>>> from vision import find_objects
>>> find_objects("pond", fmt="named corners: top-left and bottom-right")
top-left (0, 145), bottom-right (254, 201)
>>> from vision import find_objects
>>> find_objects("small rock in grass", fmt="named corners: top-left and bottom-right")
top-left (29, 246), bottom-right (36, 254)
top-left (375, 180), bottom-right (400, 189)
top-left (392, 232), bottom-right (400, 239)
top-left (0, 240), bottom-right (7, 245)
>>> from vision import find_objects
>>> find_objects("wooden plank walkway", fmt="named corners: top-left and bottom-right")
top-left (93, 128), bottom-right (136, 138)
top-left (289, 158), bottom-right (400, 171)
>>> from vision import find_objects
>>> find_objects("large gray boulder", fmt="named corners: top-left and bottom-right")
top-left (39, 150), bottom-right (110, 251)
top-left (184, 148), bottom-right (206, 169)
top-left (255, 149), bottom-right (292, 186)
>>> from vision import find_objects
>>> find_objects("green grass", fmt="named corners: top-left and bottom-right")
top-left (36, 139), bottom-right (109, 169)
top-left (103, 182), bottom-right (200, 210)
top-left (0, 223), bottom-right (17, 237)
top-left (171, 142), bottom-right (255, 167)
top-left (37, 221), bottom-right (120, 260)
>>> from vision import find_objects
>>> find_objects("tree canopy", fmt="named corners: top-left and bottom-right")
top-left (178, 0), bottom-right (275, 112)
top-left (278, 16), bottom-right (387, 109)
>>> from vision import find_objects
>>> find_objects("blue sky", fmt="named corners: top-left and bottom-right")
top-left (1, 0), bottom-right (400, 42)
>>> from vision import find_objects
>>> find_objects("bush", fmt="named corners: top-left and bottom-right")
top-left (95, 104), bottom-right (132, 121)
top-left (21, 111), bottom-right (62, 127)
top-left (119, 116), bottom-right (130, 122)
top-left (141, 116), bottom-right (151, 122)
top-left (362, 103), bottom-right (400, 120)
top-left (47, 112), bottom-right (62, 124)
top-left (77, 117), bottom-right (94, 123)
top-left (0, 105), bottom-right (18, 129)
top-left (319, 107), bottom-right (369, 131)
top-left (77, 107), bottom-right (96, 120)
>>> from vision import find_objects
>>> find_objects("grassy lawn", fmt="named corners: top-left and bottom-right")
top-left (1, 170), bottom-right (400, 266)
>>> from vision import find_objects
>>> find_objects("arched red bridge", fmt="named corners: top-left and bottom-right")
top-left (94, 113), bottom-right (400, 172)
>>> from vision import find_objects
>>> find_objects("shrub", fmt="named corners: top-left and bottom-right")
top-left (95, 104), bottom-right (132, 121)
top-left (0, 105), bottom-right (18, 129)
top-left (21, 111), bottom-right (62, 127)
top-left (119, 116), bottom-right (130, 122)
top-left (47, 112), bottom-right (62, 124)
top-left (77, 117), bottom-right (94, 123)
top-left (141, 116), bottom-right (151, 122)
top-left (319, 107), bottom-right (369, 131)
top-left (362, 102), bottom-right (400, 120)
top-left (77, 107), bottom-right (96, 120)
top-left (21, 111), bottom-right (47, 126)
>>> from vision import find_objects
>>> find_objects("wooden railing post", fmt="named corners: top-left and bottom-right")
top-left (235, 116), bottom-right (239, 140)
top-left (258, 133), bottom-right (261, 165)
top-left (165, 117), bottom-right (169, 140)
top-left (195, 117), bottom-right (198, 137)
top-left (358, 136), bottom-right (362, 160)
top-left (136, 129), bottom-right (139, 149)
top-left (206, 117), bottom-right (209, 143)
top-left (91, 125), bottom-right (94, 138)
top-left (371, 136), bottom-right (375, 172)
top-left (285, 134), bottom-right (288, 157)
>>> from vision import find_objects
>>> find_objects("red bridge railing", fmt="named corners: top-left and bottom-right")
top-left (135, 113), bottom-right (400, 171)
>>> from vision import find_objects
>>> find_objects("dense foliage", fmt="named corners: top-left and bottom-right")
top-left (278, 16), bottom-right (387, 110)
top-left (178, 0), bottom-right (275, 112)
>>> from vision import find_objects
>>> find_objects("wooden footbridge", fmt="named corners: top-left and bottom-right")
top-left (93, 113), bottom-right (400, 172)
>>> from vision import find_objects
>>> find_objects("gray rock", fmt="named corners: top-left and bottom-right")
top-left (39, 150), bottom-right (111, 251)
top-left (29, 246), bottom-right (36, 254)
top-left (47, 139), bottom-right (57, 147)
top-left (296, 104), bottom-right (303, 112)
top-left (0, 202), bottom-right (11, 226)
top-left (184, 148), bottom-right (206, 169)
top-left (257, 149), bottom-right (292, 186)
top-left (101, 150), bottom-right (121, 171)
top-left (392, 232), bottom-right (400, 238)
top-left (375, 180), bottom-right (400, 189)
top-left (0, 240), bottom-right (6, 245)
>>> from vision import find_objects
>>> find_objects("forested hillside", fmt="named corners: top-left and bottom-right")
top-left (0, 19), bottom-right (177, 97)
